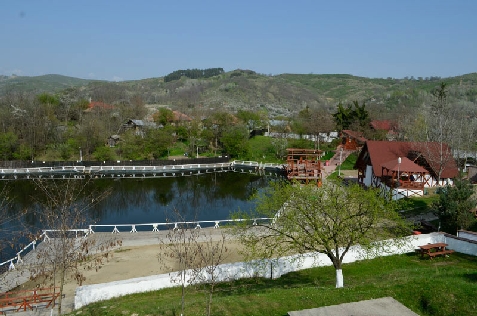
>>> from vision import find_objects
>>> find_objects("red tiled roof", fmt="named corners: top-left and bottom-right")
top-left (172, 111), bottom-right (192, 122)
top-left (370, 120), bottom-right (396, 131)
top-left (342, 130), bottom-right (367, 143)
top-left (362, 140), bottom-right (458, 179)
top-left (381, 157), bottom-right (427, 173)
top-left (87, 101), bottom-right (115, 110)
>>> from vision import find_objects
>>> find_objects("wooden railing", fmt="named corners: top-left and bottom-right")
top-left (0, 287), bottom-right (61, 313)
top-left (385, 179), bottom-right (425, 190)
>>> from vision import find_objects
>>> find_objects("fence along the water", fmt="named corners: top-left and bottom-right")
top-left (0, 160), bottom-right (283, 277)
top-left (0, 218), bottom-right (272, 273)
top-left (0, 160), bottom-right (285, 180)
top-left (0, 157), bottom-right (230, 169)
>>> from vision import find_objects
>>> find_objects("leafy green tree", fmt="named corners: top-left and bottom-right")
top-left (93, 146), bottom-right (117, 161)
top-left (37, 93), bottom-right (60, 107)
top-left (202, 111), bottom-right (236, 154)
top-left (58, 143), bottom-right (72, 160)
top-left (236, 109), bottom-right (267, 131)
top-left (12, 143), bottom-right (32, 160)
top-left (291, 106), bottom-right (309, 136)
top-left (118, 131), bottom-right (146, 160)
top-left (220, 125), bottom-right (249, 158)
top-left (153, 108), bottom-right (174, 126)
top-left (432, 179), bottom-right (477, 233)
top-left (236, 180), bottom-right (409, 288)
top-left (146, 128), bottom-right (174, 159)
top-left (0, 132), bottom-right (18, 160)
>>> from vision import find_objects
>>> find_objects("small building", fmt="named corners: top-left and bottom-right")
top-left (468, 166), bottom-right (477, 184)
top-left (170, 111), bottom-right (192, 126)
top-left (121, 119), bottom-right (145, 137)
top-left (107, 135), bottom-right (120, 147)
top-left (84, 101), bottom-right (115, 113)
top-left (369, 119), bottom-right (399, 140)
top-left (355, 140), bottom-right (458, 199)
top-left (285, 148), bottom-right (323, 186)
top-left (340, 130), bottom-right (367, 150)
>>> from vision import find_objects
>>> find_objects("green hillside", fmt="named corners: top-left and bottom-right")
top-left (2, 70), bottom-right (477, 118)
top-left (0, 74), bottom-right (98, 94)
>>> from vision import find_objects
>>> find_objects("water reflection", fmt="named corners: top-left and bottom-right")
top-left (1, 172), bottom-right (272, 231)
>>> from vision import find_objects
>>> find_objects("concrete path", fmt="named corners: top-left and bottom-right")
top-left (288, 297), bottom-right (419, 316)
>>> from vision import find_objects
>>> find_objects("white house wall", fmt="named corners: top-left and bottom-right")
top-left (363, 165), bottom-right (373, 186)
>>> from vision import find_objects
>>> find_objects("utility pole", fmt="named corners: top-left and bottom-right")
top-left (397, 157), bottom-right (401, 187)
top-left (338, 147), bottom-right (343, 176)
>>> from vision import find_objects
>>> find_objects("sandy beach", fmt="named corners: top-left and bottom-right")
top-left (15, 229), bottom-right (246, 314)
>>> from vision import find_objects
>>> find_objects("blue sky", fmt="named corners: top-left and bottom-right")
top-left (1, 1), bottom-right (476, 81)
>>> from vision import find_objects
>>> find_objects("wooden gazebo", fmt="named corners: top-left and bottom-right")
top-left (381, 157), bottom-right (427, 193)
top-left (285, 148), bottom-right (323, 186)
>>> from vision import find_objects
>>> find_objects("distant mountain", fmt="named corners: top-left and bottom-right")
top-left (0, 74), bottom-right (99, 94)
top-left (2, 70), bottom-right (477, 118)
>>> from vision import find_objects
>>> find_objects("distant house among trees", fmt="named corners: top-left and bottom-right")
top-left (121, 119), bottom-right (145, 137)
top-left (369, 120), bottom-right (399, 140)
top-left (340, 130), bottom-right (367, 150)
top-left (84, 100), bottom-right (115, 113)
top-left (355, 140), bottom-right (458, 199)
top-left (171, 111), bottom-right (192, 125)
top-left (107, 134), bottom-right (120, 147)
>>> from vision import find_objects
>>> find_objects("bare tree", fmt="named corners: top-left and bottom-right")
top-left (193, 229), bottom-right (229, 316)
top-left (30, 179), bottom-right (120, 315)
top-left (159, 211), bottom-right (201, 316)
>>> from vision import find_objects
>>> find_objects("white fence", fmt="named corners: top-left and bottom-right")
top-left (75, 232), bottom-right (458, 309)
top-left (0, 219), bottom-right (272, 271)
top-left (88, 218), bottom-right (271, 234)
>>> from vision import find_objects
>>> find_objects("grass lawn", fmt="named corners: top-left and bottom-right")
top-left (68, 252), bottom-right (477, 316)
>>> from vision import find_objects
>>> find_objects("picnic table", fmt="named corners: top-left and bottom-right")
top-left (418, 243), bottom-right (455, 259)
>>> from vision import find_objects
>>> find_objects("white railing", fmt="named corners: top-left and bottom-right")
top-left (231, 161), bottom-right (285, 169)
top-left (0, 232), bottom-right (45, 270)
top-left (0, 162), bottom-right (286, 180)
top-left (89, 218), bottom-right (272, 234)
top-left (0, 163), bottom-right (232, 175)
top-left (0, 218), bottom-right (272, 271)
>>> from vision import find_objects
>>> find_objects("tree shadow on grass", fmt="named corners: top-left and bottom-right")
top-left (463, 272), bottom-right (477, 283)
top-left (215, 266), bottom-right (335, 297)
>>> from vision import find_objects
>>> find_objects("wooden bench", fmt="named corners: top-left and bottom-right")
top-left (418, 243), bottom-right (454, 259)
top-left (427, 249), bottom-right (455, 258)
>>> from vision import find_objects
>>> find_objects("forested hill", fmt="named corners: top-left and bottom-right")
top-left (1, 70), bottom-right (477, 118)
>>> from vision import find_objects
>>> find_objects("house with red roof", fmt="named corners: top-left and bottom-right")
top-left (355, 140), bottom-right (458, 199)
top-left (340, 130), bottom-right (367, 150)
top-left (170, 111), bottom-right (192, 126)
top-left (84, 101), bottom-right (115, 112)
top-left (369, 120), bottom-right (399, 140)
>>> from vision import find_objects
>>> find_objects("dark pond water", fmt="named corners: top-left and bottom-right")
top-left (2, 171), bottom-right (276, 232)
top-left (0, 171), bottom-right (278, 261)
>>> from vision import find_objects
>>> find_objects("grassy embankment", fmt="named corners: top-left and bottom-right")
top-left (68, 252), bottom-right (477, 316)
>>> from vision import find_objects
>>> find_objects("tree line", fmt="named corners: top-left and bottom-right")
top-left (164, 68), bottom-right (225, 82)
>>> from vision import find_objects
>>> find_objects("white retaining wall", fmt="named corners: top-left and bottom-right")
top-left (457, 230), bottom-right (477, 243)
top-left (446, 232), bottom-right (477, 256)
top-left (74, 233), bottom-right (452, 309)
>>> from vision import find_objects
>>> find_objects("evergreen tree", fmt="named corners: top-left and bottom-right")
top-left (432, 179), bottom-right (477, 233)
